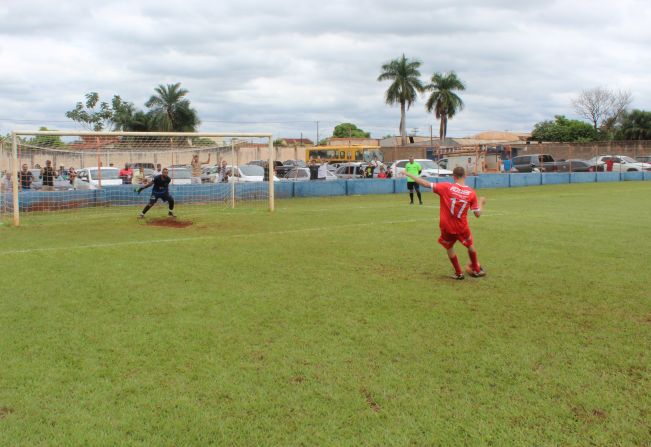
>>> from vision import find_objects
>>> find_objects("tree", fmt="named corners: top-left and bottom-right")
top-left (614, 109), bottom-right (651, 140)
top-left (531, 115), bottom-right (598, 142)
top-left (66, 92), bottom-right (134, 131)
top-left (377, 54), bottom-right (424, 145)
top-left (145, 83), bottom-right (200, 132)
top-left (571, 87), bottom-right (632, 132)
top-left (25, 127), bottom-right (66, 147)
top-left (424, 71), bottom-right (465, 141)
top-left (332, 123), bottom-right (370, 138)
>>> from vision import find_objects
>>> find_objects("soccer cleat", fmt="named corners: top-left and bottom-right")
top-left (168, 211), bottom-right (176, 217)
top-left (138, 213), bottom-right (145, 219)
top-left (453, 273), bottom-right (465, 280)
top-left (466, 264), bottom-right (486, 278)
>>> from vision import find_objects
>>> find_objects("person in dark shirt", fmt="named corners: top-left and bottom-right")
top-left (40, 160), bottom-right (56, 191)
top-left (136, 167), bottom-right (175, 218)
top-left (19, 164), bottom-right (34, 189)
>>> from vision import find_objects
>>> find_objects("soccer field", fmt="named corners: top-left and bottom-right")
top-left (1, 182), bottom-right (649, 446)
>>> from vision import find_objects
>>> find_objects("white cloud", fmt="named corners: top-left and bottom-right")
top-left (0, 0), bottom-right (649, 139)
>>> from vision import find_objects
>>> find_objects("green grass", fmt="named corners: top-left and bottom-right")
top-left (1, 182), bottom-right (650, 446)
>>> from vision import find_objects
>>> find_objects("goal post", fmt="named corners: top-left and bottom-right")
top-left (1, 131), bottom-right (275, 226)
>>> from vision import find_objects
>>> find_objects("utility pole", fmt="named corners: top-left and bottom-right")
top-left (316, 121), bottom-right (319, 146)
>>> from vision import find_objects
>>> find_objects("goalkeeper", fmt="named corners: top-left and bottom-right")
top-left (137, 167), bottom-right (175, 218)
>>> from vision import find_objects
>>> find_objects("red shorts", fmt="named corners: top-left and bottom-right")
top-left (438, 229), bottom-right (473, 249)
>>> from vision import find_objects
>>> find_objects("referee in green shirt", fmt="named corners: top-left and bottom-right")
top-left (405, 156), bottom-right (423, 205)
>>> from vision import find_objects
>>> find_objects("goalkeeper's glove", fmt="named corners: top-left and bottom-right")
top-left (136, 187), bottom-right (143, 194)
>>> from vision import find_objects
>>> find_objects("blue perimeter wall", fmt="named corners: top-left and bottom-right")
top-left (8, 171), bottom-right (651, 210)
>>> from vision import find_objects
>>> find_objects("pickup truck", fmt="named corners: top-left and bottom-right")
top-left (511, 154), bottom-right (570, 173)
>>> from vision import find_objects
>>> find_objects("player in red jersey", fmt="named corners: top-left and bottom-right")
top-left (405, 166), bottom-right (486, 280)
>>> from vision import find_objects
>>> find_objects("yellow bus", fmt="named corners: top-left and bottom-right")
top-left (305, 146), bottom-right (384, 164)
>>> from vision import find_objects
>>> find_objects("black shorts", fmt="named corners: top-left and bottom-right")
top-left (149, 191), bottom-right (173, 204)
top-left (407, 181), bottom-right (420, 191)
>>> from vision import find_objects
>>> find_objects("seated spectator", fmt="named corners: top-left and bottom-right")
top-left (377, 165), bottom-right (388, 178)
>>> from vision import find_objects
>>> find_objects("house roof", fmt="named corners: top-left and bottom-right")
top-left (282, 138), bottom-right (313, 145)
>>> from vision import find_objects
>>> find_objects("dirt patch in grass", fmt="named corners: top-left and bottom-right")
top-left (361, 387), bottom-right (381, 413)
top-left (571, 405), bottom-right (607, 423)
top-left (146, 218), bottom-right (193, 228)
top-left (291, 375), bottom-right (305, 384)
top-left (0, 407), bottom-right (14, 419)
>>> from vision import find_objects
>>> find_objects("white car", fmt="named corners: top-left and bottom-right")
top-left (587, 155), bottom-right (651, 172)
top-left (282, 167), bottom-right (337, 181)
top-left (226, 165), bottom-right (281, 182)
top-left (77, 167), bottom-right (123, 187)
top-left (390, 159), bottom-right (453, 178)
top-left (167, 168), bottom-right (192, 185)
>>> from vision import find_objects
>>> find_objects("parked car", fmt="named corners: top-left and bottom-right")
top-left (77, 167), bottom-right (123, 187)
top-left (247, 160), bottom-right (291, 179)
top-left (635, 155), bottom-right (651, 163)
top-left (390, 159), bottom-right (453, 178)
top-left (167, 168), bottom-right (192, 185)
top-left (283, 160), bottom-right (307, 168)
top-left (201, 165), bottom-right (221, 183)
top-left (130, 162), bottom-right (155, 170)
top-left (566, 159), bottom-right (604, 172)
top-left (511, 154), bottom-right (570, 172)
top-left (30, 173), bottom-right (91, 191)
top-left (225, 165), bottom-right (280, 182)
top-left (587, 155), bottom-right (651, 172)
top-left (334, 162), bottom-right (366, 179)
top-left (283, 167), bottom-right (338, 181)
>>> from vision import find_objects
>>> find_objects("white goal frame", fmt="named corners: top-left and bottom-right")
top-left (8, 130), bottom-right (275, 226)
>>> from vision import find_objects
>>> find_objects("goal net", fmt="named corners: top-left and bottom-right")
top-left (0, 131), bottom-right (275, 225)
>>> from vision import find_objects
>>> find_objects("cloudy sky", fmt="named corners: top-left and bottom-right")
top-left (1, 0), bottom-right (649, 140)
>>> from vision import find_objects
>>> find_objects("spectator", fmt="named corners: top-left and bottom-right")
top-left (1, 171), bottom-right (12, 192)
top-left (68, 167), bottom-right (78, 190)
top-left (364, 164), bottom-right (374, 178)
top-left (154, 164), bottom-right (162, 176)
top-left (317, 162), bottom-right (328, 180)
top-left (218, 160), bottom-right (229, 182)
top-left (132, 166), bottom-right (146, 185)
top-left (308, 159), bottom-right (319, 180)
top-left (377, 165), bottom-right (388, 179)
top-left (19, 164), bottom-right (34, 190)
top-left (119, 163), bottom-right (133, 184)
top-left (605, 157), bottom-right (614, 172)
top-left (190, 153), bottom-right (211, 184)
top-left (58, 165), bottom-right (67, 179)
top-left (40, 160), bottom-right (56, 191)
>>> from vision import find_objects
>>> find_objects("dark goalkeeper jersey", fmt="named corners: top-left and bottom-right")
top-left (151, 175), bottom-right (171, 193)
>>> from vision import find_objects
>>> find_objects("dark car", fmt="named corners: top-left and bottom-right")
top-left (512, 154), bottom-right (570, 172)
top-left (566, 159), bottom-right (604, 172)
top-left (283, 160), bottom-right (307, 168)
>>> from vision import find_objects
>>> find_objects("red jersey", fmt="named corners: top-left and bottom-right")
top-left (432, 182), bottom-right (479, 234)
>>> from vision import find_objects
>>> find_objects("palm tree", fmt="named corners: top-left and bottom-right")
top-left (378, 55), bottom-right (424, 145)
top-left (424, 71), bottom-right (465, 142)
top-left (145, 83), bottom-right (200, 132)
